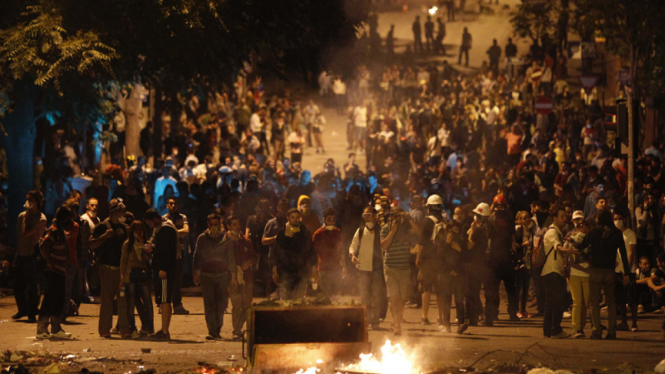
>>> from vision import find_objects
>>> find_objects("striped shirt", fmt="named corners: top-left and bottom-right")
top-left (41, 226), bottom-right (70, 275)
top-left (380, 222), bottom-right (413, 268)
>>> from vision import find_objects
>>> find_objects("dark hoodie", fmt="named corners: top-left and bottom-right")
top-left (581, 224), bottom-right (629, 271)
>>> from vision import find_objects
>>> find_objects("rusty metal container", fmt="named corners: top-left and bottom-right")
top-left (246, 305), bottom-right (370, 372)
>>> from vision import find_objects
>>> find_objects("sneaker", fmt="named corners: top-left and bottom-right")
top-left (131, 331), bottom-right (141, 339)
top-left (110, 327), bottom-right (119, 335)
top-left (232, 334), bottom-right (242, 341)
top-left (36, 332), bottom-right (50, 340)
top-left (637, 305), bottom-right (645, 314)
top-left (27, 316), bottom-right (37, 323)
top-left (421, 318), bottom-right (430, 325)
top-left (551, 331), bottom-right (570, 339)
top-left (516, 312), bottom-right (524, 319)
top-left (457, 323), bottom-right (469, 335)
top-left (441, 325), bottom-right (450, 333)
top-left (151, 330), bottom-right (171, 341)
top-left (51, 330), bottom-right (72, 339)
top-left (573, 331), bottom-right (585, 338)
top-left (173, 305), bottom-right (190, 315)
top-left (630, 325), bottom-right (638, 332)
top-left (11, 312), bottom-right (26, 320)
top-left (562, 311), bottom-right (572, 319)
top-left (605, 332), bottom-right (616, 340)
top-left (590, 331), bottom-right (603, 340)
top-left (615, 323), bottom-right (629, 331)
top-left (655, 307), bottom-right (665, 314)
top-left (205, 334), bottom-right (218, 341)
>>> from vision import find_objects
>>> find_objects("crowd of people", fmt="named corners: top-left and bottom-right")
top-left (2, 16), bottom-right (665, 343)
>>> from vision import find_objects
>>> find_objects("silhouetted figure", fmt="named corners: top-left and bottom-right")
top-left (446, 0), bottom-right (455, 21)
top-left (386, 24), bottom-right (395, 59)
top-left (458, 27), bottom-right (472, 66)
top-left (487, 39), bottom-right (501, 75)
top-left (435, 18), bottom-right (446, 55)
top-left (412, 16), bottom-right (423, 53)
top-left (424, 16), bottom-right (435, 53)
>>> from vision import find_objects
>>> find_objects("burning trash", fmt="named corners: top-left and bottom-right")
top-left (338, 340), bottom-right (419, 374)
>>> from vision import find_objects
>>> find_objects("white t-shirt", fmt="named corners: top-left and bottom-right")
top-left (250, 112), bottom-right (263, 133)
top-left (353, 106), bottom-right (367, 128)
top-left (349, 227), bottom-right (376, 272)
top-left (541, 225), bottom-right (565, 277)
top-left (616, 228), bottom-right (636, 273)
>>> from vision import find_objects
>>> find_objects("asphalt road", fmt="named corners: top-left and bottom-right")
top-left (1, 293), bottom-right (664, 373)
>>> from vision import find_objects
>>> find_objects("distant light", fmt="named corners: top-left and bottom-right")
top-left (428, 6), bottom-right (438, 15)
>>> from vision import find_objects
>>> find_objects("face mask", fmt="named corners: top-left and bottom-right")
top-left (374, 204), bottom-right (382, 212)
top-left (118, 216), bottom-right (127, 223)
top-left (614, 220), bottom-right (624, 230)
top-left (24, 201), bottom-right (34, 210)
top-left (366, 222), bottom-right (375, 230)
top-left (325, 225), bottom-right (335, 231)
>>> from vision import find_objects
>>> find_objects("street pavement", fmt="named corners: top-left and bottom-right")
top-left (1, 294), bottom-right (664, 373)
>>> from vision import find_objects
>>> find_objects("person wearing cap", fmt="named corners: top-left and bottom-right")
top-left (350, 206), bottom-right (385, 329)
top-left (467, 202), bottom-right (491, 325)
top-left (416, 194), bottom-right (445, 326)
top-left (484, 194), bottom-right (519, 326)
top-left (567, 210), bottom-right (590, 338)
top-left (298, 195), bottom-right (321, 236)
top-left (89, 198), bottom-right (130, 338)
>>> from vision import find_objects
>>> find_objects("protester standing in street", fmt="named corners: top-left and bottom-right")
top-left (193, 213), bottom-right (236, 340)
top-left (312, 208), bottom-right (345, 299)
top-left (459, 27), bottom-right (472, 66)
top-left (120, 221), bottom-right (154, 338)
top-left (162, 197), bottom-right (190, 315)
top-left (412, 16), bottom-right (423, 53)
top-left (227, 215), bottom-right (256, 341)
top-left (581, 209), bottom-right (630, 340)
top-left (89, 199), bottom-right (129, 338)
top-left (144, 209), bottom-right (179, 340)
top-left (12, 191), bottom-right (46, 323)
top-left (274, 208), bottom-right (315, 300)
top-left (36, 206), bottom-right (75, 339)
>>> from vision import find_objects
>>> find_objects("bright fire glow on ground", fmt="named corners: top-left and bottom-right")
top-left (340, 340), bottom-right (418, 374)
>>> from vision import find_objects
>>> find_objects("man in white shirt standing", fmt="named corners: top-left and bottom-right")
top-left (541, 208), bottom-right (578, 338)
top-left (349, 207), bottom-right (385, 330)
top-left (250, 107), bottom-right (269, 155)
top-left (352, 104), bottom-right (368, 153)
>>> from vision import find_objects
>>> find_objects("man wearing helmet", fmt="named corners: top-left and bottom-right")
top-left (484, 194), bottom-right (519, 326)
top-left (416, 194), bottom-right (445, 326)
top-left (467, 202), bottom-right (491, 325)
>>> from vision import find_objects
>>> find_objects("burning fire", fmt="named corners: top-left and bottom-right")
top-left (341, 340), bottom-right (418, 374)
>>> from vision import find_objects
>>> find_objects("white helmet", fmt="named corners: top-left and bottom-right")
top-left (427, 194), bottom-right (443, 206)
top-left (473, 203), bottom-right (491, 217)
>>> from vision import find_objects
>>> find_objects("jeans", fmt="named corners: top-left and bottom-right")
top-left (485, 264), bottom-right (518, 322)
top-left (279, 272), bottom-right (308, 301)
top-left (516, 267), bottom-right (531, 313)
top-left (61, 265), bottom-right (77, 319)
top-left (465, 261), bottom-right (485, 323)
top-left (531, 266), bottom-right (545, 314)
top-left (439, 273), bottom-right (466, 327)
top-left (542, 272), bottom-right (567, 336)
top-left (319, 270), bottom-right (343, 299)
top-left (458, 47), bottom-right (470, 66)
top-left (359, 270), bottom-right (385, 325)
top-left (229, 282), bottom-right (253, 336)
top-left (172, 255), bottom-right (185, 307)
top-left (200, 273), bottom-right (229, 337)
top-left (126, 280), bottom-right (154, 333)
top-left (99, 265), bottom-right (129, 336)
top-left (569, 274), bottom-right (590, 332)
top-left (589, 268), bottom-right (616, 333)
top-left (12, 255), bottom-right (39, 317)
top-left (38, 271), bottom-right (66, 334)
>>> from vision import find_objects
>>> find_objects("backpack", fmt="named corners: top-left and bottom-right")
top-left (532, 227), bottom-right (560, 268)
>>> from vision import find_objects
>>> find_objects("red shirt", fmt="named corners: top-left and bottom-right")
top-left (232, 236), bottom-right (257, 284)
top-left (312, 227), bottom-right (343, 272)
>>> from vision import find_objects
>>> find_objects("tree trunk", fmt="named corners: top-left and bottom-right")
top-left (1, 83), bottom-right (37, 247)
top-left (152, 87), bottom-right (164, 161)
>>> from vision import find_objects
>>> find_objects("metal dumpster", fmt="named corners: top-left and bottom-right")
top-left (246, 305), bottom-right (370, 373)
